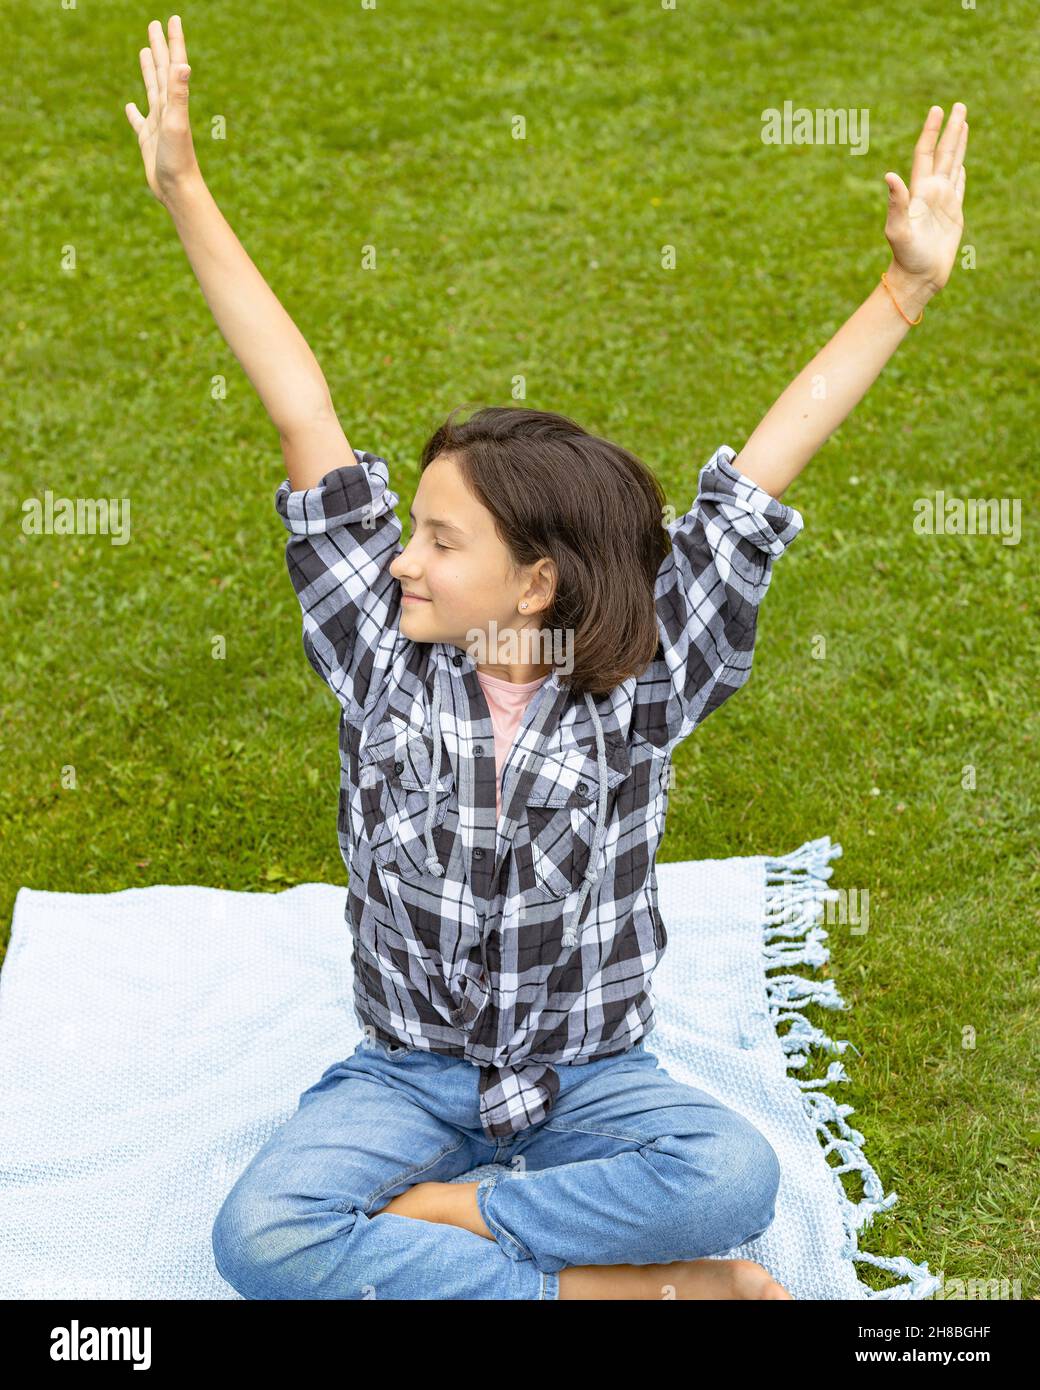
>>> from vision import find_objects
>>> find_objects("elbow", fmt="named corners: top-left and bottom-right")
top-left (277, 394), bottom-right (338, 442)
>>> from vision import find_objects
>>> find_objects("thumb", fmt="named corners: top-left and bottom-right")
top-left (884, 171), bottom-right (909, 214)
top-left (170, 63), bottom-right (191, 103)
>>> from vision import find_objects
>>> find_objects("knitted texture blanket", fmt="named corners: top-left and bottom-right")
top-left (0, 836), bottom-right (938, 1299)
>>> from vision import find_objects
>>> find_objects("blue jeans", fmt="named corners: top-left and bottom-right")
top-left (211, 1038), bottom-right (781, 1300)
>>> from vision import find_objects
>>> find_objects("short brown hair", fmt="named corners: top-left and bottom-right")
top-left (419, 404), bottom-right (671, 698)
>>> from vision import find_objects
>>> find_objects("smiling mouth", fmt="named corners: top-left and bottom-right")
top-left (401, 592), bottom-right (431, 602)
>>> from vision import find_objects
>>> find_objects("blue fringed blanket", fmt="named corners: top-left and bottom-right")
top-left (0, 836), bottom-right (937, 1299)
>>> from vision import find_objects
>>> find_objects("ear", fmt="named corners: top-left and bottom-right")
top-left (531, 556), bottom-right (558, 610)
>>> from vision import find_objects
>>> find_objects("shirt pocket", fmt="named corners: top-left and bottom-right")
top-left (359, 724), bottom-right (455, 878)
top-left (521, 735), bottom-right (632, 900)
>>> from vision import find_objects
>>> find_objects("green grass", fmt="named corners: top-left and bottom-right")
top-left (3, 0), bottom-right (1038, 1298)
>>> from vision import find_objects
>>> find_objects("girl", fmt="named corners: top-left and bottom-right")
top-left (126, 16), bottom-right (968, 1301)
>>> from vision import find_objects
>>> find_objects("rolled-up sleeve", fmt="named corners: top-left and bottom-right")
top-left (274, 448), bottom-right (403, 719)
top-left (654, 443), bottom-right (804, 749)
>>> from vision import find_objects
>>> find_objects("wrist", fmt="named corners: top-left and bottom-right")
top-left (161, 169), bottom-right (208, 218)
top-left (882, 261), bottom-right (938, 320)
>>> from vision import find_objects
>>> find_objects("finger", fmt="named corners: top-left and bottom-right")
top-left (884, 170), bottom-right (910, 216)
top-left (167, 12), bottom-right (188, 68)
top-left (148, 18), bottom-right (170, 106)
top-left (934, 101), bottom-right (967, 178)
top-left (956, 165), bottom-right (966, 204)
top-left (125, 101), bottom-right (146, 135)
top-left (910, 105), bottom-right (943, 191)
top-left (139, 47), bottom-right (159, 114)
top-left (949, 119), bottom-right (968, 182)
top-left (168, 62), bottom-right (192, 114)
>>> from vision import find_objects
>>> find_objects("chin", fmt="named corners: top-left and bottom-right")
top-left (399, 604), bottom-right (434, 635)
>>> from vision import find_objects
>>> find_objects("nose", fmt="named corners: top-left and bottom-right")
top-left (390, 544), bottom-right (418, 579)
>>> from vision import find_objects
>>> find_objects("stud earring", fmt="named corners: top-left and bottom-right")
top-left (519, 601), bottom-right (529, 610)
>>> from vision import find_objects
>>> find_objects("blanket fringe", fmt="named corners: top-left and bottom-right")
top-left (762, 836), bottom-right (942, 1302)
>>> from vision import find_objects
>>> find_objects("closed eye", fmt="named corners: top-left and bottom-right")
top-left (404, 528), bottom-right (450, 551)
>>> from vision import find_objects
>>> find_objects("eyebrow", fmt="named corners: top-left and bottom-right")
top-left (407, 508), bottom-right (467, 537)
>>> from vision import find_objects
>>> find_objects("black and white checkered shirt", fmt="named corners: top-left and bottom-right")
top-left (275, 443), bottom-right (804, 1139)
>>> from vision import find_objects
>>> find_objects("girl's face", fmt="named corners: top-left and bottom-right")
top-left (389, 453), bottom-right (554, 667)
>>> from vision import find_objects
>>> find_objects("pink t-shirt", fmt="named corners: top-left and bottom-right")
top-left (475, 669), bottom-right (551, 819)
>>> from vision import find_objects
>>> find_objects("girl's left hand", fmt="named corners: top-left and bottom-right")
top-left (883, 103), bottom-right (968, 294)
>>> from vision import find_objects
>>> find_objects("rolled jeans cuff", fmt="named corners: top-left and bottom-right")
top-left (478, 1173), bottom-right (545, 1273)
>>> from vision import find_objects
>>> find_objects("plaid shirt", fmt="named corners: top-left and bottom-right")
top-left (275, 443), bottom-right (804, 1140)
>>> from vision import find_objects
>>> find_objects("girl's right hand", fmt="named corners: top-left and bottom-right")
top-left (124, 15), bottom-right (200, 206)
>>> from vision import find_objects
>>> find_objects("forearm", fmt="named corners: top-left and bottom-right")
top-left (164, 175), bottom-right (334, 432)
top-left (734, 262), bottom-right (936, 501)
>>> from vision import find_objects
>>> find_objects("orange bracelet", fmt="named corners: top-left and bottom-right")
top-left (881, 270), bottom-right (925, 326)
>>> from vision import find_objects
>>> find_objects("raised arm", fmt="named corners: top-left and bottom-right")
top-left (124, 14), bottom-right (352, 492)
top-left (648, 444), bottom-right (804, 753)
top-left (733, 103), bottom-right (969, 503)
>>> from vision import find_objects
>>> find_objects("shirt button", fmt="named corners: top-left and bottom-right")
top-left (473, 744), bottom-right (485, 757)
top-left (394, 760), bottom-right (404, 774)
top-left (452, 654), bottom-right (463, 666)
top-left (473, 847), bottom-right (484, 860)
top-left (577, 781), bottom-right (588, 795)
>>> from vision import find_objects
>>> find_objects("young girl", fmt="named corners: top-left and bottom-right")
top-left (126, 17), bottom-right (968, 1301)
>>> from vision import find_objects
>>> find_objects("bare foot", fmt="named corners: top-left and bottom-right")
top-left (654, 1257), bottom-right (793, 1300)
top-left (560, 1257), bottom-right (793, 1300)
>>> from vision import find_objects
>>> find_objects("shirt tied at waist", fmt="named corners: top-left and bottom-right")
top-left (477, 1059), bottom-right (561, 1140)
top-left (366, 1024), bottom-right (561, 1140)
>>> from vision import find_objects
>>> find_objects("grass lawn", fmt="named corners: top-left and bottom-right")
top-left (3, 0), bottom-right (1037, 1297)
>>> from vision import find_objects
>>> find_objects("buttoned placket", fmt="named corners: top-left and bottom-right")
top-left (432, 644), bottom-right (570, 1040)
top-left (434, 644), bottom-right (567, 913)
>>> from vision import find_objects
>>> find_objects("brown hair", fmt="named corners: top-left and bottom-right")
top-left (419, 404), bottom-right (671, 698)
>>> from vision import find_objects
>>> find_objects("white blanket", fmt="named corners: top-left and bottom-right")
top-left (0, 836), bottom-right (938, 1299)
